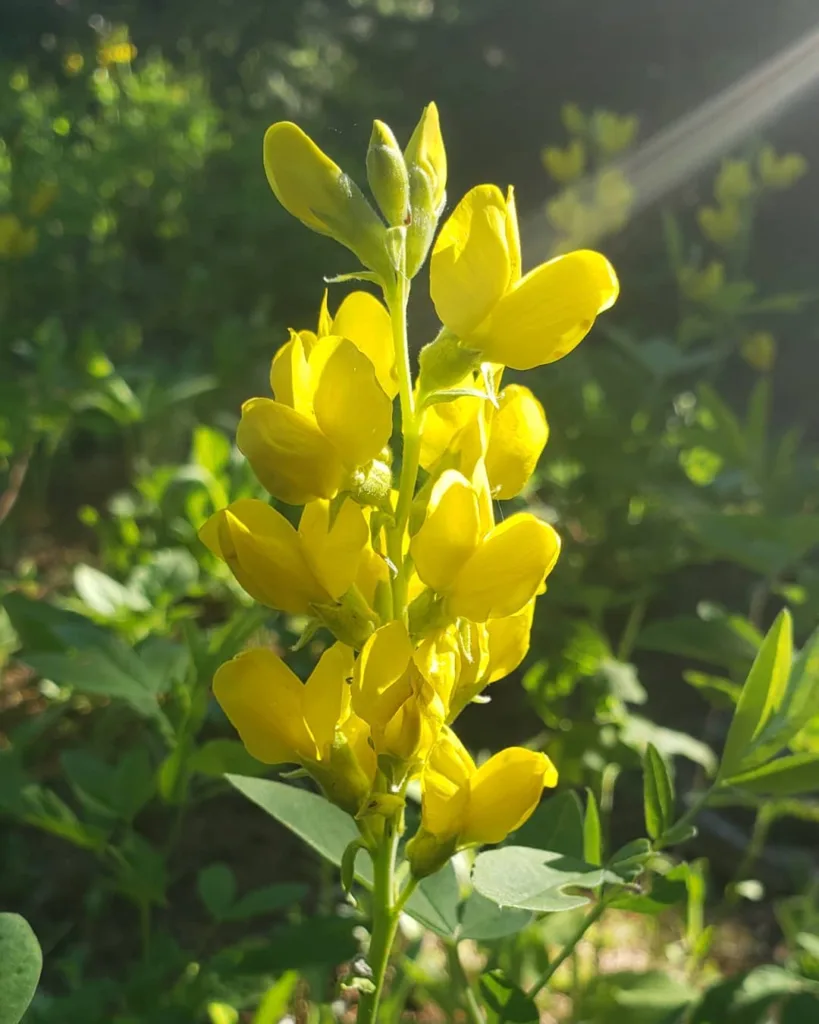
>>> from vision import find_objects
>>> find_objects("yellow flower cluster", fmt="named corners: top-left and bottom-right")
top-left (202, 104), bottom-right (618, 877)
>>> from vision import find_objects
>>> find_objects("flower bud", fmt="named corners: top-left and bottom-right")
top-left (263, 121), bottom-right (393, 281)
top-left (366, 120), bottom-right (410, 227)
top-left (404, 103), bottom-right (447, 277)
top-left (417, 331), bottom-right (482, 400)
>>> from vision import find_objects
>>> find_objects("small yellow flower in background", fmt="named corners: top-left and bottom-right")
top-left (592, 110), bottom-right (638, 156)
top-left (758, 146), bottom-right (808, 190)
top-left (714, 159), bottom-right (755, 205)
top-left (63, 53), bottom-right (85, 75)
top-left (406, 728), bottom-right (557, 877)
top-left (697, 203), bottom-right (743, 246)
top-left (431, 184), bottom-right (618, 369)
top-left (27, 182), bottom-right (59, 217)
top-left (98, 42), bottom-right (137, 65)
top-left (678, 261), bottom-right (725, 303)
top-left (0, 214), bottom-right (37, 258)
top-left (561, 103), bottom-right (587, 136)
top-left (214, 644), bottom-right (375, 814)
top-left (741, 331), bottom-right (777, 372)
top-left (541, 139), bottom-right (586, 184)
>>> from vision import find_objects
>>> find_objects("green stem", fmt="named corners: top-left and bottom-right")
top-left (385, 257), bottom-right (421, 622)
top-left (527, 899), bottom-right (607, 1001)
top-left (616, 597), bottom-right (647, 662)
top-left (446, 942), bottom-right (485, 1024)
top-left (728, 803), bottom-right (774, 899)
top-left (357, 820), bottom-right (402, 1024)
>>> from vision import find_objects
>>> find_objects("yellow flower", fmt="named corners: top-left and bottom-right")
top-left (697, 203), bottom-right (742, 246)
top-left (410, 470), bottom-right (561, 621)
top-left (561, 103), bottom-right (587, 136)
top-left (353, 621), bottom-right (449, 766)
top-left (431, 184), bottom-right (618, 370)
top-left (406, 728), bottom-right (557, 876)
top-left (324, 290), bottom-right (398, 398)
top-left (214, 644), bottom-right (375, 814)
top-left (714, 159), bottom-right (755, 205)
top-left (98, 42), bottom-right (137, 65)
top-left (541, 139), bottom-right (586, 184)
top-left (239, 330), bottom-right (393, 504)
top-left (0, 214), bottom-right (37, 258)
top-left (592, 110), bottom-right (638, 156)
top-left (263, 122), bottom-right (392, 279)
top-left (758, 146), bottom-right (807, 190)
top-left (484, 385), bottom-right (549, 498)
top-left (199, 496), bottom-right (370, 614)
top-left (678, 261), bottom-right (725, 303)
top-left (741, 331), bottom-right (776, 372)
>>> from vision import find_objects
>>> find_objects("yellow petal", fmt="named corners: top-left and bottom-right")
top-left (410, 470), bottom-right (481, 593)
top-left (462, 748), bottom-right (557, 845)
top-left (475, 250), bottom-right (619, 370)
top-left (486, 384), bottom-right (549, 499)
top-left (312, 338), bottom-right (393, 470)
top-left (213, 648), bottom-right (315, 764)
top-left (353, 620), bottom-right (414, 729)
top-left (332, 291), bottom-right (398, 398)
top-left (448, 513), bottom-right (561, 621)
top-left (405, 102), bottom-right (447, 213)
top-left (269, 332), bottom-right (312, 414)
top-left (504, 186), bottom-right (522, 284)
top-left (356, 545), bottom-right (391, 611)
top-left (200, 499), bottom-right (329, 614)
top-left (485, 599), bottom-right (535, 683)
top-left (430, 185), bottom-right (513, 337)
top-left (237, 397), bottom-right (343, 504)
top-left (421, 729), bottom-right (473, 838)
top-left (418, 382), bottom-right (481, 471)
top-left (302, 643), bottom-right (355, 757)
top-left (299, 498), bottom-right (369, 600)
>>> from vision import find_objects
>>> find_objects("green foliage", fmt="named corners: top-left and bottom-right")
top-left (0, 913), bottom-right (42, 1024)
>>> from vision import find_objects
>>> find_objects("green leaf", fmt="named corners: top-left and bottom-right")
top-left (74, 564), bottom-right (151, 616)
top-left (601, 970), bottom-right (696, 1024)
top-left (607, 839), bottom-right (653, 881)
top-left (688, 514), bottom-right (819, 578)
top-left (782, 993), bottom-right (819, 1024)
top-left (197, 863), bottom-right (237, 920)
top-left (637, 615), bottom-right (759, 676)
top-left (224, 884), bottom-right (308, 922)
top-left (457, 892), bottom-right (532, 941)
top-left (252, 972), bottom-right (300, 1024)
top-left (506, 791), bottom-right (585, 858)
top-left (724, 753), bottom-right (819, 796)
top-left (608, 873), bottom-right (687, 915)
top-left (756, 624), bottom-right (819, 759)
top-left (0, 913), bottom-right (42, 1024)
top-left (227, 775), bottom-right (458, 936)
top-left (691, 965), bottom-right (804, 1023)
top-left (643, 744), bottom-right (674, 841)
top-left (1, 592), bottom-right (107, 652)
top-left (584, 789), bottom-right (602, 866)
top-left (472, 846), bottom-right (607, 913)
top-left (189, 739), bottom-right (267, 778)
top-left (479, 969), bottom-right (539, 1023)
top-left (622, 716), bottom-right (716, 774)
top-left (720, 609), bottom-right (793, 778)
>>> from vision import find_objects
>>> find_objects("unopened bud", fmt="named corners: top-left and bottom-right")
top-left (367, 120), bottom-right (410, 227)
top-left (404, 103), bottom-right (447, 277)
top-left (417, 331), bottom-right (482, 399)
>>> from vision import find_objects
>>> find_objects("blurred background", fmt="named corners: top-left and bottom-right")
top-left (2, 1), bottom-right (819, 1021)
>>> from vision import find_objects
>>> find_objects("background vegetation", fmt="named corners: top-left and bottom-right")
top-left (2, 1), bottom-right (819, 1021)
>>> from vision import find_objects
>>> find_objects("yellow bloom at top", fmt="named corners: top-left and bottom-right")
top-left (430, 184), bottom-right (618, 369)
top-left (238, 317), bottom-right (393, 504)
top-left (406, 728), bottom-right (557, 876)
top-left (757, 146), bottom-right (808, 190)
top-left (214, 644), bottom-right (376, 814)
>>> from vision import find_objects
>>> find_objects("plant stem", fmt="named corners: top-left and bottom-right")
top-left (616, 596), bottom-right (647, 662)
top-left (385, 254), bottom-right (420, 622)
top-left (357, 819), bottom-right (402, 1024)
top-left (527, 899), bottom-right (607, 1001)
top-left (446, 942), bottom-right (485, 1024)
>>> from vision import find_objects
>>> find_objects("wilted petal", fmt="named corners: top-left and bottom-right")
top-left (476, 249), bottom-right (619, 370)
top-left (431, 185), bottom-right (513, 337)
top-left (486, 384), bottom-right (549, 499)
top-left (448, 513), bottom-right (561, 621)
top-left (237, 397), bottom-right (343, 504)
top-left (213, 648), bottom-right (315, 765)
top-left (462, 747), bottom-right (557, 845)
top-left (411, 470), bottom-right (481, 593)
